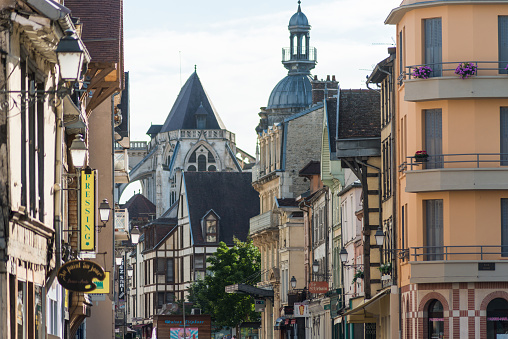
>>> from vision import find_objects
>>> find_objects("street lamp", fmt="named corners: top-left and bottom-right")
top-left (374, 226), bottom-right (385, 246)
top-left (55, 29), bottom-right (85, 82)
top-left (312, 259), bottom-right (319, 274)
top-left (69, 134), bottom-right (87, 169)
top-left (290, 276), bottom-right (297, 289)
top-left (130, 227), bottom-right (140, 245)
top-left (116, 256), bottom-right (123, 266)
top-left (127, 266), bottom-right (133, 277)
top-left (99, 199), bottom-right (111, 223)
top-left (340, 248), bottom-right (348, 264)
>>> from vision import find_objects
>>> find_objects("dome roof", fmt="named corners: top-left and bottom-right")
top-left (266, 74), bottom-right (313, 110)
top-left (289, 3), bottom-right (309, 27)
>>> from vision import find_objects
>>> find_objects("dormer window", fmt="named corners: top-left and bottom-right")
top-left (202, 211), bottom-right (219, 243)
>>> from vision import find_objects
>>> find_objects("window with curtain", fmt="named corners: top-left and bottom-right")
top-left (424, 18), bottom-right (442, 77)
top-left (424, 109), bottom-right (443, 169)
top-left (425, 199), bottom-right (444, 261)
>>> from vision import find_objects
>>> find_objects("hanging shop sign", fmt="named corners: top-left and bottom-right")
top-left (85, 271), bottom-right (110, 294)
top-left (57, 260), bottom-right (105, 292)
top-left (255, 299), bottom-right (266, 312)
top-left (294, 303), bottom-right (309, 317)
top-left (80, 168), bottom-right (96, 252)
top-left (309, 281), bottom-right (329, 294)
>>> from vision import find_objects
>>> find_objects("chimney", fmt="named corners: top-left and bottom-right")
top-left (311, 74), bottom-right (339, 104)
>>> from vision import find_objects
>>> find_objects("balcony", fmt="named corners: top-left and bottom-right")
top-left (403, 61), bottom-right (508, 102)
top-left (114, 149), bottom-right (130, 183)
top-left (249, 210), bottom-right (279, 235)
top-left (115, 209), bottom-right (129, 241)
top-left (282, 47), bottom-right (317, 63)
top-left (408, 245), bottom-right (508, 284)
top-left (404, 153), bottom-right (508, 192)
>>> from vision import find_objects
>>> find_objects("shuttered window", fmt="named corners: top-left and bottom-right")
top-left (424, 109), bottom-right (443, 169)
top-left (502, 199), bottom-right (508, 257)
top-left (425, 199), bottom-right (443, 261)
top-left (424, 18), bottom-right (442, 77)
top-left (501, 108), bottom-right (508, 165)
top-left (499, 16), bottom-right (508, 74)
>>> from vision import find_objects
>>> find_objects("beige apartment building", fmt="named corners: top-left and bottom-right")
top-left (387, 0), bottom-right (508, 337)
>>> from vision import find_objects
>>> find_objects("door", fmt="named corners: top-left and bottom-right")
top-left (424, 18), bottom-right (442, 77)
top-left (425, 109), bottom-right (443, 169)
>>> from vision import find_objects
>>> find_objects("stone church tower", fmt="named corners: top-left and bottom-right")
top-left (128, 71), bottom-right (253, 217)
top-left (256, 1), bottom-right (317, 132)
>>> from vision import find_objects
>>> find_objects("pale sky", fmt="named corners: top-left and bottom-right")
top-left (120, 0), bottom-right (402, 201)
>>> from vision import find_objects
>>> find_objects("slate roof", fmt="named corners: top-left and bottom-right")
top-left (337, 89), bottom-right (380, 139)
top-left (142, 218), bottom-right (178, 252)
top-left (65, 0), bottom-right (123, 64)
top-left (120, 194), bottom-right (156, 221)
top-left (267, 74), bottom-right (313, 110)
top-left (276, 198), bottom-right (299, 208)
top-left (326, 97), bottom-right (337, 154)
top-left (299, 160), bottom-right (320, 176)
top-left (183, 172), bottom-right (259, 246)
top-left (160, 72), bottom-right (226, 133)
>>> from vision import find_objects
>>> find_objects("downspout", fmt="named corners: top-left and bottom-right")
top-left (298, 199), bottom-right (313, 287)
top-left (46, 80), bottom-right (64, 291)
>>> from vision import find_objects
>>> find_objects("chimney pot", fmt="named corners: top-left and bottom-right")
top-left (327, 75), bottom-right (330, 81)
top-left (332, 75), bottom-right (336, 82)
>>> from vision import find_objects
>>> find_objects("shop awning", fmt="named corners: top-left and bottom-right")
top-left (340, 288), bottom-right (390, 323)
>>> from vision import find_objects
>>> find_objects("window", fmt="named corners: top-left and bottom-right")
top-left (382, 136), bottom-right (392, 200)
top-left (293, 35), bottom-right (298, 55)
top-left (499, 16), bottom-right (508, 74)
top-left (487, 298), bottom-right (508, 337)
top-left (198, 155), bottom-right (206, 171)
top-left (194, 255), bottom-right (205, 270)
top-left (205, 215), bottom-right (217, 242)
top-left (424, 18), bottom-right (442, 77)
top-left (502, 199), bottom-right (508, 257)
top-left (157, 258), bottom-right (165, 275)
top-left (166, 258), bottom-right (174, 283)
top-left (188, 165), bottom-right (196, 172)
top-left (425, 199), bottom-right (443, 261)
top-left (424, 109), bottom-right (443, 169)
top-left (399, 29), bottom-right (404, 79)
top-left (427, 299), bottom-right (444, 339)
top-left (501, 108), bottom-right (508, 165)
top-left (196, 114), bottom-right (206, 129)
top-left (208, 165), bottom-right (216, 172)
top-left (189, 151), bottom-right (196, 163)
top-left (301, 35), bottom-right (306, 55)
top-left (401, 115), bottom-right (407, 165)
top-left (208, 151), bottom-right (215, 163)
top-left (157, 292), bottom-right (165, 308)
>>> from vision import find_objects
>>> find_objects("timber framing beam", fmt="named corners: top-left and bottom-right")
top-left (85, 62), bottom-right (121, 115)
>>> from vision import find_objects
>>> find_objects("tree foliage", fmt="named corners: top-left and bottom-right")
top-left (188, 238), bottom-right (261, 328)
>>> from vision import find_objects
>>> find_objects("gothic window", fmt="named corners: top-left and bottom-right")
top-left (196, 115), bottom-right (206, 129)
top-left (208, 151), bottom-right (215, 163)
top-left (189, 151), bottom-right (196, 163)
top-left (198, 155), bottom-right (206, 171)
top-left (188, 165), bottom-right (196, 172)
top-left (208, 165), bottom-right (216, 172)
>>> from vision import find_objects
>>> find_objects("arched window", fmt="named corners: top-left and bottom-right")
top-left (188, 165), bottom-right (196, 172)
top-left (428, 299), bottom-right (444, 339)
top-left (293, 35), bottom-right (298, 55)
top-left (198, 155), bottom-right (206, 171)
top-left (487, 298), bottom-right (508, 338)
top-left (189, 151), bottom-right (196, 163)
top-left (208, 165), bottom-right (216, 172)
top-left (208, 151), bottom-right (215, 163)
top-left (301, 36), bottom-right (306, 55)
top-left (167, 155), bottom-right (171, 166)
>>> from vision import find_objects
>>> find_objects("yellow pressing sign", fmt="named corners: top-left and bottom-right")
top-left (80, 169), bottom-right (95, 251)
top-left (85, 271), bottom-right (110, 294)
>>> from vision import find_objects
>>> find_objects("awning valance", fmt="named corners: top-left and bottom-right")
top-left (340, 288), bottom-right (390, 323)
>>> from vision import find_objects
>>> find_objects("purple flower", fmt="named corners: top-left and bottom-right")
top-left (455, 62), bottom-right (477, 79)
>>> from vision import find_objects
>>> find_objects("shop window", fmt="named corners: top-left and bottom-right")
top-left (427, 299), bottom-right (444, 339)
top-left (487, 298), bottom-right (508, 337)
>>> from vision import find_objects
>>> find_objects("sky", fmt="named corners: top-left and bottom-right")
top-left (120, 0), bottom-right (402, 201)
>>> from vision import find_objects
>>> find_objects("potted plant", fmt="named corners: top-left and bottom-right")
top-left (379, 262), bottom-right (392, 280)
top-left (352, 270), bottom-right (364, 284)
top-left (412, 65), bottom-right (433, 79)
top-left (414, 150), bottom-right (428, 162)
top-left (454, 62), bottom-right (477, 79)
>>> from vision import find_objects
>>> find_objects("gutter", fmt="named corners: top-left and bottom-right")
top-left (27, 0), bottom-right (70, 20)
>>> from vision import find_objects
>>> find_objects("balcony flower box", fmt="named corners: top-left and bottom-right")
top-left (415, 150), bottom-right (428, 162)
top-left (412, 66), bottom-right (432, 79)
top-left (352, 270), bottom-right (364, 284)
top-left (455, 62), bottom-right (477, 79)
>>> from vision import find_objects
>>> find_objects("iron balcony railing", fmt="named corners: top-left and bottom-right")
top-left (402, 153), bottom-right (508, 171)
top-left (282, 47), bottom-right (317, 62)
top-left (409, 245), bottom-right (508, 261)
top-left (403, 61), bottom-right (508, 81)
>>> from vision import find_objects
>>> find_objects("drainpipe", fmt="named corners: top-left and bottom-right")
top-left (46, 84), bottom-right (65, 292)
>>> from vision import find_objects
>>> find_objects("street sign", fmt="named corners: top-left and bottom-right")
top-left (57, 260), bottom-right (105, 292)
